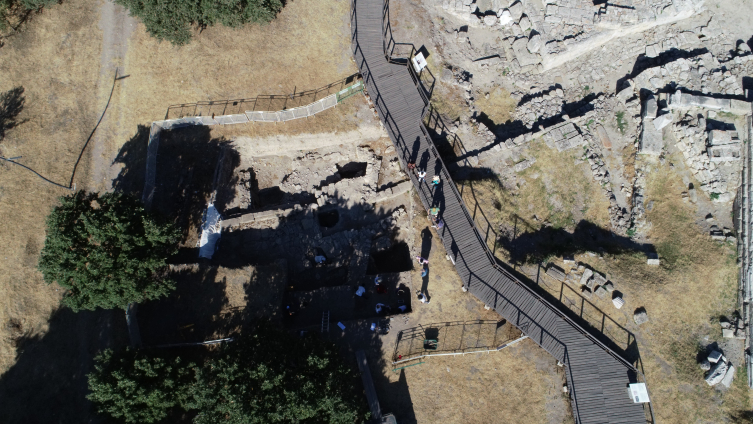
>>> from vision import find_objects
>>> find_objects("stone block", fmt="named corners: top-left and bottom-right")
top-left (596, 125), bottom-right (612, 149)
top-left (708, 350), bottom-right (723, 363)
top-left (722, 328), bottom-right (735, 338)
top-left (527, 33), bottom-right (542, 53)
top-left (643, 96), bottom-right (658, 119)
top-left (612, 296), bottom-right (625, 309)
top-left (720, 365), bottom-right (735, 389)
top-left (508, 1), bottom-right (523, 21)
top-left (595, 285), bottom-right (608, 299)
top-left (603, 281), bottom-right (614, 292)
top-left (729, 99), bottom-right (752, 115)
top-left (634, 309), bottom-right (649, 325)
top-left (546, 265), bottom-right (566, 282)
top-left (647, 253), bottom-right (660, 265)
top-left (705, 360), bottom-right (728, 386)
top-left (640, 123), bottom-right (663, 155)
top-left (581, 287), bottom-right (593, 299)
top-left (514, 158), bottom-right (536, 172)
top-left (700, 359), bottom-right (711, 371)
top-left (653, 113), bottom-right (673, 130)
top-left (563, 255), bottom-right (576, 264)
top-left (498, 9), bottom-right (513, 25)
top-left (579, 268), bottom-right (593, 286)
top-left (708, 130), bottom-right (739, 146)
top-left (484, 15), bottom-right (498, 25)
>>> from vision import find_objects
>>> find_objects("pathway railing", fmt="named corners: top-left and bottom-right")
top-left (353, 0), bottom-right (656, 421)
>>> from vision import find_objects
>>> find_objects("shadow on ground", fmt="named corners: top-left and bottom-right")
top-left (0, 86), bottom-right (26, 140)
top-left (0, 308), bottom-right (128, 423)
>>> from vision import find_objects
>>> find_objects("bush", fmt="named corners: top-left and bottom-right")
top-left (38, 190), bottom-right (180, 311)
top-left (87, 348), bottom-right (195, 424)
top-left (19, 0), bottom-right (56, 9)
top-left (88, 323), bottom-right (370, 424)
top-left (116, 0), bottom-right (283, 45)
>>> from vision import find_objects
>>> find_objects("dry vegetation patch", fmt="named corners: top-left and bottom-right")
top-left (0, 0), bottom-right (102, 374)
top-left (474, 86), bottom-right (517, 126)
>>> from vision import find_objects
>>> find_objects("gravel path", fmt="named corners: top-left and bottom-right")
top-left (90, 0), bottom-right (135, 191)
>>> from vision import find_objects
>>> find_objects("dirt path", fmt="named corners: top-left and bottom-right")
top-left (89, 0), bottom-right (135, 191)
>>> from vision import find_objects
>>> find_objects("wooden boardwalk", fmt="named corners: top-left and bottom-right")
top-left (351, 1), bottom-right (651, 423)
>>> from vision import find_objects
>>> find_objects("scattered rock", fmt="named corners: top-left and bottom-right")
top-left (700, 359), bottom-right (711, 371)
top-left (603, 281), bottom-right (614, 293)
top-left (483, 15), bottom-right (497, 26)
top-left (647, 253), bottom-right (660, 266)
top-left (634, 308), bottom-right (649, 325)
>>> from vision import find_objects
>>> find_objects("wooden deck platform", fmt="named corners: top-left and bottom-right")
top-left (351, 1), bottom-right (651, 423)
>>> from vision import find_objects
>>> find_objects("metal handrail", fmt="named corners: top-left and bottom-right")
top-left (352, 0), bottom-right (655, 421)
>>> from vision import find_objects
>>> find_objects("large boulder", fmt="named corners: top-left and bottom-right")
top-left (484, 15), bottom-right (498, 26)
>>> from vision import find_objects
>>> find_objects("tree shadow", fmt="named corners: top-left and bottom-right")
top-left (111, 124), bottom-right (150, 197)
top-left (333, 321), bottom-right (417, 423)
top-left (137, 266), bottom-right (233, 346)
top-left (0, 86), bottom-right (26, 140)
top-left (146, 125), bottom-right (239, 244)
top-left (615, 47), bottom-right (709, 93)
top-left (0, 307), bottom-right (128, 423)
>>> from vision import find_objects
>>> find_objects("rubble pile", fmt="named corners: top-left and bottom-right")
top-left (512, 87), bottom-right (565, 128)
top-left (702, 349), bottom-right (736, 389)
top-left (670, 112), bottom-right (743, 202)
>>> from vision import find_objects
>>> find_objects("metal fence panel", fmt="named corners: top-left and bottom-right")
top-left (200, 116), bottom-right (218, 125)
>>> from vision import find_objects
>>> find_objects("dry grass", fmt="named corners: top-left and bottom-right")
top-left (474, 87), bottom-right (517, 126)
top-left (0, 0), bottom-right (102, 372)
top-left (454, 142), bottom-right (745, 422)
top-left (460, 139), bottom-right (610, 246)
top-left (430, 81), bottom-right (468, 123)
top-left (533, 161), bottom-right (744, 423)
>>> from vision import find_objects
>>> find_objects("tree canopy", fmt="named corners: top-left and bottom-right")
top-left (115, 0), bottom-right (283, 45)
top-left (88, 323), bottom-right (370, 424)
top-left (38, 190), bottom-right (180, 311)
top-left (87, 348), bottom-right (195, 424)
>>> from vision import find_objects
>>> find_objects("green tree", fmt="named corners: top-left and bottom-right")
top-left (187, 323), bottom-right (369, 424)
top-left (87, 348), bottom-right (195, 424)
top-left (38, 190), bottom-right (179, 311)
top-left (115, 0), bottom-right (283, 45)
